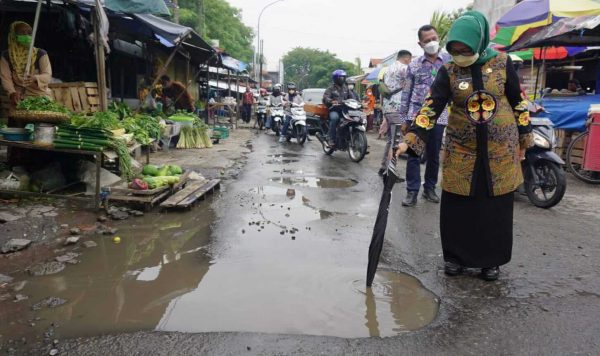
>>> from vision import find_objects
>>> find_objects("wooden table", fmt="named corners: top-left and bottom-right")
top-left (0, 139), bottom-right (102, 208)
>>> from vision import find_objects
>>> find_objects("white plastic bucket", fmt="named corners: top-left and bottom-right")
top-left (34, 124), bottom-right (55, 146)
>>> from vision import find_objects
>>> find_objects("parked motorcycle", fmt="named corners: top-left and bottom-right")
top-left (270, 103), bottom-right (284, 135)
top-left (518, 116), bottom-right (566, 208)
top-left (315, 99), bottom-right (368, 162)
top-left (283, 102), bottom-right (308, 144)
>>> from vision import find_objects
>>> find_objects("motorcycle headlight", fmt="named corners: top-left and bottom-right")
top-left (533, 131), bottom-right (550, 149)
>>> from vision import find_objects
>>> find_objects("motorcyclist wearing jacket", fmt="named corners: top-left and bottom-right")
top-left (266, 84), bottom-right (284, 131)
top-left (323, 69), bottom-right (352, 146)
top-left (279, 82), bottom-right (304, 143)
top-left (256, 88), bottom-right (270, 129)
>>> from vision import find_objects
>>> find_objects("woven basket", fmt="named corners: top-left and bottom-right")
top-left (11, 110), bottom-right (70, 124)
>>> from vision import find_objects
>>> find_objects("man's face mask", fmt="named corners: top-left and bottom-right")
top-left (348, 85), bottom-right (354, 90)
top-left (16, 35), bottom-right (32, 47)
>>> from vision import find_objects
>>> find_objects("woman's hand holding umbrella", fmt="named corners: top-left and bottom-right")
top-left (395, 142), bottom-right (409, 158)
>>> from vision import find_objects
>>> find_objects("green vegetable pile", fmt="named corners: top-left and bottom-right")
top-left (71, 111), bottom-right (122, 131)
top-left (17, 96), bottom-right (70, 114)
top-left (121, 115), bottom-right (161, 145)
top-left (140, 164), bottom-right (183, 189)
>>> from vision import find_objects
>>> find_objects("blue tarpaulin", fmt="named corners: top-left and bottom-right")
top-left (542, 94), bottom-right (600, 131)
top-left (221, 55), bottom-right (248, 73)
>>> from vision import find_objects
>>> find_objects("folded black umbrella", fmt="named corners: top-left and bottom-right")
top-left (367, 124), bottom-right (402, 287)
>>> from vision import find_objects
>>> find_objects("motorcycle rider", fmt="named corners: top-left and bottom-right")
top-left (255, 88), bottom-right (270, 129)
top-left (279, 82), bottom-right (305, 143)
top-left (266, 84), bottom-right (284, 132)
top-left (323, 69), bottom-right (352, 147)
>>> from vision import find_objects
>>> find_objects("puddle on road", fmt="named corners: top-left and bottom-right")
top-left (270, 176), bottom-right (358, 189)
top-left (265, 159), bottom-right (299, 165)
top-left (0, 186), bottom-right (438, 342)
top-left (0, 205), bottom-right (215, 341)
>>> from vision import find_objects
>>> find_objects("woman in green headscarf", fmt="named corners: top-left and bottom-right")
top-left (0, 21), bottom-right (52, 108)
top-left (395, 11), bottom-right (533, 281)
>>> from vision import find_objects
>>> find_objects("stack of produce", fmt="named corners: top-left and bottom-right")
top-left (70, 111), bottom-right (122, 131)
top-left (55, 124), bottom-right (134, 180)
top-left (17, 96), bottom-right (70, 114)
top-left (121, 114), bottom-right (162, 145)
top-left (136, 164), bottom-right (183, 190)
top-left (174, 112), bottom-right (213, 149)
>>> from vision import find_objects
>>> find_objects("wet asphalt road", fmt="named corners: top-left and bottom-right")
top-left (55, 131), bottom-right (600, 355)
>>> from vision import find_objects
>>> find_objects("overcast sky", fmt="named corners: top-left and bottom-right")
top-left (227, 0), bottom-right (474, 70)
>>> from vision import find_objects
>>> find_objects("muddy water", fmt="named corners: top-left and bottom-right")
top-left (269, 176), bottom-right (358, 189)
top-left (157, 185), bottom-right (438, 338)
top-left (1, 183), bottom-right (438, 341)
top-left (0, 203), bottom-right (215, 341)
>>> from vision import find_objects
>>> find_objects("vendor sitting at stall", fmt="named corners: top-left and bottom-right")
top-left (566, 79), bottom-right (587, 96)
top-left (0, 21), bottom-right (52, 108)
top-left (160, 75), bottom-right (195, 112)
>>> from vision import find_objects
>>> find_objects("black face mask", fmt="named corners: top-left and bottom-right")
top-left (335, 78), bottom-right (346, 86)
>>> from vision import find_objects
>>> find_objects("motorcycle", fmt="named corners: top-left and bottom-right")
top-left (256, 100), bottom-right (268, 130)
top-left (270, 103), bottom-right (285, 135)
top-left (316, 99), bottom-right (368, 162)
top-left (284, 102), bottom-right (308, 144)
top-left (518, 115), bottom-right (567, 208)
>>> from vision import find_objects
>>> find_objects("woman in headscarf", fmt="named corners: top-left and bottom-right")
top-left (1, 21), bottom-right (52, 108)
top-left (395, 11), bottom-right (533, 281)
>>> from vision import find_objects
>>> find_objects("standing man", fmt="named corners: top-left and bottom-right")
top-left (399, 25), bottom-right (449, 207)
top-left (379, 50), bottom-right (412, 176)
top-left (242, 87), bottom-right (255, 123)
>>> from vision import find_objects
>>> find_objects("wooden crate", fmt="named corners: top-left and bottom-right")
top-left (555, 129), bottom-right (586, 164)
top-left (49, 82), bottom-right (100, 113)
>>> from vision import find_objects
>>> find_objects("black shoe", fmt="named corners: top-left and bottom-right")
top-left (481, 267), bottom-right (499, 281)
top-left (444, 261), bottom-right (463, 276)
top-left (422, 188), bottom-right (440, 203)
top-left (402, 191), bottom-right (418, 207)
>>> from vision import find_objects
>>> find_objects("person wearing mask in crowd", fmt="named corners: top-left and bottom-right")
top-left (160, 75), bottom-right (195, 112)
top-left (323, 69), bottom-right (352, 147)
top-left (265, 84), bottom-right (284, 132)
top-left (364, 86), bottom-right (376, 131)
top-left (279, 82), bottom-right (304, 143)
top-left (1, 21), bottom-right (52, 108)
top-left (399, 25), bottom-right (450, 207)
top-left (242, 87), bottom-right (255, 123)
top-left (395, 11), bottom-right (533, 281)
top-left (379, 50), bottom-right (412, 176)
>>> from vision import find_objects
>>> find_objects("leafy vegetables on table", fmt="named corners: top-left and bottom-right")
top-left (17, 96), bottom-right (70, 113)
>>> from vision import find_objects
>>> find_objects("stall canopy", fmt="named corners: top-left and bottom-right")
top-left (104, 0), bottom-right (170, 16)
top-left (208, 80), bottom-right (245, 94)
top-left (221, 55), bottom-right (248, 73)
top-left (508, 15), bottom-right (600, 51)
top-left (133, 14), bottom-right (215, 64)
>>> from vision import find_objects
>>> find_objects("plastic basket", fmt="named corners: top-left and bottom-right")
top-left (213, 126), bottom-right (229, 139)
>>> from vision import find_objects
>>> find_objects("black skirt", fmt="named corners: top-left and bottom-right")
top-left (440, 165), bottom-right (514, 268)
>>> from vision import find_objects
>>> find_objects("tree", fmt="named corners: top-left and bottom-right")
top-left (430, 3), bottom-right (473, 46)
top-left (177, 0), bottom-right (254, 63)
top-left (282, 48), bottom-right (359, 89)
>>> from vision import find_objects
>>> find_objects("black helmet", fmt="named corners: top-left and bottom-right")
top-left (287, 82), bottom-right (297, 90)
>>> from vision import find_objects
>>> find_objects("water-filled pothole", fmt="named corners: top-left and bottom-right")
top-left (265, 159), bottom-right (299, 165)
top-left (270, 176), bottom-right (358, 188)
